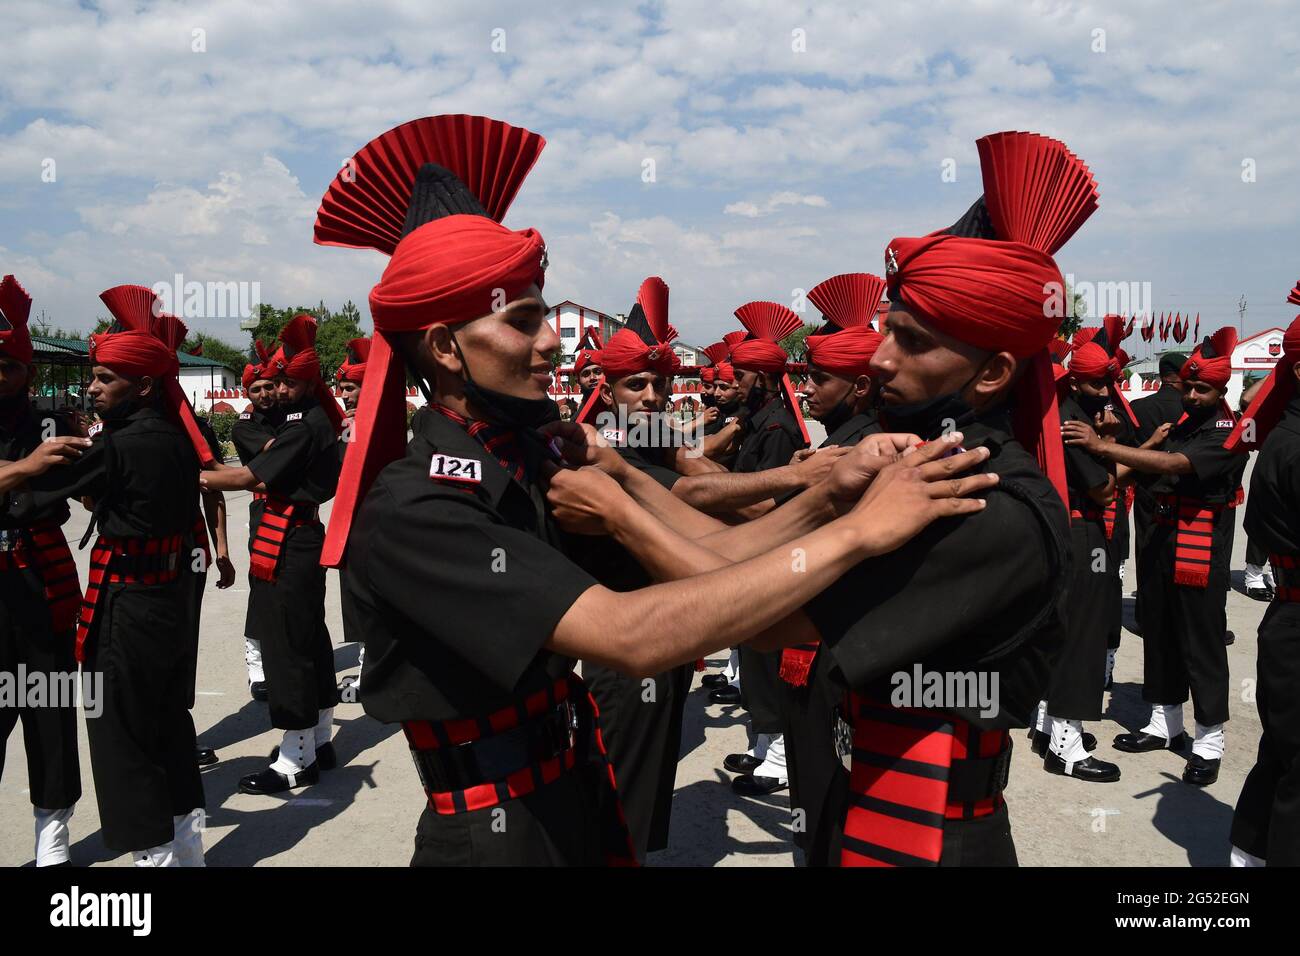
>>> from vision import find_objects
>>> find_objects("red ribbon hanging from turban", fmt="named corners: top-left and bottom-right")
top-left (805, 326), bottom-right (884, 379)
top-left (1225, 316), bottom-right (1300, 452)
top-left (323, 215), bottom-right (548, 566)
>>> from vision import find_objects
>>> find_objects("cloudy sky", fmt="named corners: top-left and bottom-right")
top-left (2, 0), bottom-right (1297, 354)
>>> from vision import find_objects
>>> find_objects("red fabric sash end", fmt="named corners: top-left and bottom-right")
top-left (778, 644), bottom-right (818, 687)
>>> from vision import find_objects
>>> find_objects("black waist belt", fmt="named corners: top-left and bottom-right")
top-left (946, 740), bottom-right (1013, 803)
top-left (1270, 555), bottom-right (1300, 601)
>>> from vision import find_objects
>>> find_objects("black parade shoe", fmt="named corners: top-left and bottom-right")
top-left (269, 741), bottom-right (337, 772)
top-left (1245, 586), bottom-right (1274, 602)
top-left (1043, 751), bottom-right (1121, 782)
top-left (723, 753), bottom-right (763, 775)
top-left (1028, 729), bottom-right (1097, 756)
top-left (238, 761), bottom-right (321, 795)
top-left (1112, 731), bottom-right (1189, 754)
top-left (249, 681), bottom-right (269, 702)
top-left (701, 673), bottom-right (731, 689)
top-left (196, 748), bottom-right (219, 767)
top-left (708, 685), bottom-right (742, 705)
top-left (1182, 754), bottom-right (1220, 787)
top-left (731, 775), bottom-right (788, 797)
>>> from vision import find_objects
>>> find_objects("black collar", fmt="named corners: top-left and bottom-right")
top-left (414, 407), bottom-right (546, 509)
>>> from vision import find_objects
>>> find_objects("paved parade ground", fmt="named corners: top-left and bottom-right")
top-left (0, 435), bottom-right (1270, 867)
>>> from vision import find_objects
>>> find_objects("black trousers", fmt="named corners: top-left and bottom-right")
top-left (583, 662), bottom-right (690, 861)
top-left (183, 566), bottom-right (206, 709)
top-left (262, 522), bottom-right (338, 730)
top-left (1230, 603), bottom-right (1300, 864)
top-left (1246, 537), bottom-right (1269, 567)
top-left (1137, 516), bottom-right (1231, 726)
top-left (85, 579), bottom-right (204, 851)
top-left (738, 646), bottom-right (784, 735)
top-left (244, 500), bottom-right (274, 643)
top-left (1047, 520), bottom-right (1114, 720)
top-left (778, 650), bottom-right (848, 866)
top-left (0, 568), bottom-right (81, 810)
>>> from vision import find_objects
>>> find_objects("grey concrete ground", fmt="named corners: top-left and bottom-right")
top-left (0, 436), bottom-right (1270, 866)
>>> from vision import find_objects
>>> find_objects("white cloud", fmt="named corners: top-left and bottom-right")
top-left (724, 192), bottom-right (830, 217)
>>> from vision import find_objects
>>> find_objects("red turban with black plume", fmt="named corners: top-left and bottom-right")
top-left (269, 314), bottom-right (345, 434)
top-left (572, 326), bottom-right (604, 378)
top-left (804, 273), bottom-right (886, 379)
top-left (242, 339), bottom-right (272, 393)
top-left (92, 284), bottom-right (214, 466)
top-left (337, 337), bottom-right (371, 385)
top-left (883, 131), bottom-right (1101, 505)
top-left (314, 115), bottom-right (548, 566)
top-left (0, 274), bottom-right (34, 366)
top-left (576, 276), bottom-right (676, 426)
top-left (1226, 314), bottom-right (1300, 452)
top-left (1180, 326), bottom-right (1237, 391)
top-left (730, 301), bottom-right (809, 444)
top-left (1068, 313), bottom-right (1138, 427)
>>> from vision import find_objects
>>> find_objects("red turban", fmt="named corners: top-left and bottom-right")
top-left (93, 286), bottom-right (214, 466)
top-left (317, 115), bottom-right (549, 567)
top-left (573, 346), bottom-right (601, 377)
top-left (699, 366), bottom-right (715, 384)
top-left (1068, 340), bottom-right (1138, 427)
top-left (242, 340), bottom-right (273, 394)
top-left (0, 275), bottom-right (34, 365)
top-left (369, 216), bottom-right (545, 331)
top-left (805, 327), bottom-right (884, 379)
top-left (713, 361), bottom-right (736, 384)
top-left (881, 131), bottom-right (1101, 506)
top-left (599, 329), bottom-right (677, 381)
top-left (1180, 326), bottom-right (1236, 390)
top-left (337, 337), bottom-right (371, 384)
top-left (729, 301), bottom-right (800, 375)
top-left (1226, 316), bottom-right (1300, 452)
top-left (270, 315), bottom-right (345, 434)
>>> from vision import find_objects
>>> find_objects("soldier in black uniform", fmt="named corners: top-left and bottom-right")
top-left (1128, 351), bottom-right (1187, 630)
top-left (0, 274), bottom-right (86, 866)
top-left (5, 285), bottom-right (212, 865)
top-left (1065, 327), bottom-right (1246, 786)
top-left (723, 301), bottom-right (811, 796)
top-left (313, 114), bottom-right (993, 867)
top-left (232, 346), bottom-right (279, 701)
top-left (203, 315), bottom-right (343, 794)
top-left (1227, 314), bottom-right (1300, 865)
top-left (335, 337), bottom-right (369, 694)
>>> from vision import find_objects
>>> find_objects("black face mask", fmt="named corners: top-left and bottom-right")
top-left (700, 392), bottom-right (717, 408)
top-left (454, 336), bottom-right (559, 431)
top-left (0, 392), bottom-right (26, 419)
top-left (715, 392), bottom-right (741, 414)
top-left (820, 394), bottom-right (856, 434)
top-left (1179, 398), bottom-right (1216, 427)
top-left (875, 362), bottom-right (988, 439)
top-left (100, 397), bottom-right (141, 422)
top-left (1076, 390), bottom-right (1110, 418)
top-left (744, 381), bottom-right (771, 414)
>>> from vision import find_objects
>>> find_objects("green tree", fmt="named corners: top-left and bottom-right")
top-left (780, 323), bottom-right (818, 362)
top-left (1057, 281), bottom-right (1087, 340)
top-left (315, 302), bottom-right (364, 381)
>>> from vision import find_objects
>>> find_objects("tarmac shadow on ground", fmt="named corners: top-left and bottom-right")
top-left (654, 771), bottom-right (793, 867)
top-left (1133, 772), bottom-right (1233, 867)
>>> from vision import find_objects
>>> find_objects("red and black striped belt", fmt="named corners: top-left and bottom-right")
top-left (75, 533), bottom-right (185, 662)
top-left (0, 523), bottom-right (81, 633)
top-left (839, 694), bottom-right (1010, 868)
top-left (248, 496), bottom-right (318, 582)
top-left (1069, 498), bottom-right (1117, 540)
top-left (1154, 493), bottom-right (1223, 589)
top-left (1269, 554), bottom-right (1300, 602)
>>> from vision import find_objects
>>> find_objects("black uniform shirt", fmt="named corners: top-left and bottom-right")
top-left (247, 398), bottom-right (340, 505)
top-left (821, 411), bottom-right (878, 450)
top-left (733, 397), bottom-right (806, 474)
top-left (617, 442), bottom-right (681, 491)
top-left (1059, 394), bottom-right (1112, 505)
top-left (1130, 383), bottom-right (1185, 443)
top-left (343, 409), bottom-right (597, 723)
top-left (0, 402), bottom-right (74, 530)
top-left (232, 407), bottom-right (279, 465)
top-left (1148, 407), bottom-right (1245, 505)
top-left (805, 409), bottom-right (1069, 727)
top-left (1242, 396), bottom-right (1300, 558)
top-left (12, 404), bottom-right (198, 539)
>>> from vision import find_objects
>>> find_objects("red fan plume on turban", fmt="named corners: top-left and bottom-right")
top-left (91, 285), bottom-right (213, 466)
top-left (316, 115), bottom-right (547, 566)
top-left (269, 314), bottom-right (345, 434)
top-left (883, 130), bottom-right (1099, 505)
top-left (0, 274), bottom-right (35, 365)
top-left (805, 273), bottom-right (886, 379)
top-left (730, 300), bottom-right (809, 444)
top-left (242, 339), bottom-right (273, 393)
top-left (337, 337), bottom-right (371, 384)
top-left (1225, 315), bottom-right (1300, 452)
top-left (1180, 326), bottom-right (1238, 390)
top-left (1287, 282), bottom-right (1300, 307)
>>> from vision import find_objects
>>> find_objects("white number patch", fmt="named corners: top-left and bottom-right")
top-left (87, 421), bottom-right (104, 437)
top-left (285, 411), bottom-right (303, 422)
top-left (600, 428), bottom-right (625, 444)
top-left (239, 411), bottom-right (252, 420)
top-left (1215, 419), bottom-right (1234, 429)
top-left (429, 453), bottom-right (482, 485)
